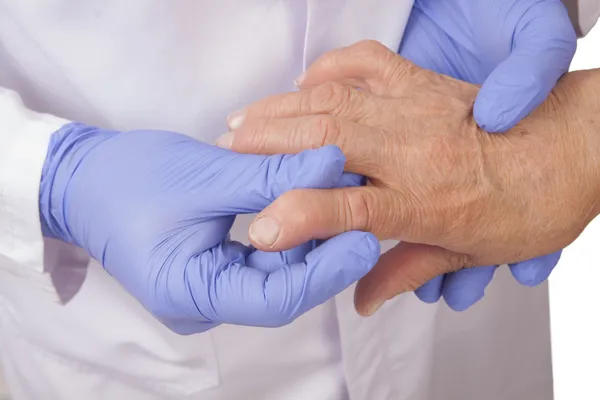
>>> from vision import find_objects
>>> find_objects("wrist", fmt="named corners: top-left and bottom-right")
top-left (554, 69), bottom-right (600, 218)
top-left (39, 122), bottom-right (118, 244)
top-left (476, 69), bottom-right (600, 257)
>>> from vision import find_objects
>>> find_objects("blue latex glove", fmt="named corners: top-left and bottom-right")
top-left (398, 0), bottom-right (576, 311)
top-left (39, 123), bottom-right (379, 334)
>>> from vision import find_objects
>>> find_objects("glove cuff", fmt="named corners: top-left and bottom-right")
top-left (39, 122), bottom-right (118, 245)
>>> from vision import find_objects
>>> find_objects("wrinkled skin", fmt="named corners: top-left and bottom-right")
top-left (395, 0), bottom-right (577, 309)
top-left (219, 41), bottom-right (600, 315)
top-left (222, 0), bottom-right (578, 311)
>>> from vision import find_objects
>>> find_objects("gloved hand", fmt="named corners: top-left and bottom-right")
top-left (39, 123), bottom-right (379, 334)
top-left (398, 0), bottom-right (576, 310)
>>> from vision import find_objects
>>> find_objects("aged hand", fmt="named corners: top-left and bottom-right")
top-left (397, 0), bottom-right (576, 309)
top-left (217, 41), bottom-right (600, 315)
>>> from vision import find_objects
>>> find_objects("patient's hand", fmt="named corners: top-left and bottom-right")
top-left (218, 41), bottom-right (600, 315)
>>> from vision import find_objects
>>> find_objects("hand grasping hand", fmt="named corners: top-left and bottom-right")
top-left (217, 41), bottom-right (600, 315)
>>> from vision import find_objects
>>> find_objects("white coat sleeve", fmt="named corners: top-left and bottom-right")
top-left (0, 86), bottom-right (69, 272)
top-left (563, 0), bottom-right (600, 37)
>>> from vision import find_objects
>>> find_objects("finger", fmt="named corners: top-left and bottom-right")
top-left (296, 40), bottom-right (421, 97)
top-left (213, 145), bottom-right (347, 214)
top-left (509, 250), bottom-right (561, 287)
top-left (224, 116), bottom-right (386, 178)
top-left (247, 241), bottom-right (317, 274)
top-left (159, 319), bottom-right (218, 336)
top-left (225, 83), bottom-right (388, 130)
top-left (414, 275), bottom-right (445, 304)
top-left (442, 265), bottom-right (497, 311)
top-left (202, 232), bottom-right (380, 327)
top-left (247, 186), bottom-right (409, 252)
top-left (473, 0), bottom-right (576, 132)
top-left (354, 242), bottom-right (473, 316)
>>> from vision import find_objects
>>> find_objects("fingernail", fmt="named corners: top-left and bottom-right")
top-left (227, 109), bottom-right (246, 130)
top-left (365, 300), bottom-right (385, 316)
top-left (249, 217), bottom-right (280, 247)
top-left (294, 71), bottom-right (306, 88)
top-left (215, 132), bottom-right (234, 149)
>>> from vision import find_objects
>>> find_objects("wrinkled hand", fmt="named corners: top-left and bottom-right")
top-left (395, 0), bottom-right (577, 309)
top-left (40, 123), bottom-right (379, 334)
top-left (217, 42), bottom-right (600, 315)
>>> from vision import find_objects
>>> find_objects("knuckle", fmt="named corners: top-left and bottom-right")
top-left (276, 190), bottom-right (314, 225)
top-left (446, 251), bottom-right (474, 272)
top-left (313, 116), bottom-right (344, 148)
top-left (355, 40), bottom-right (389, 56)
top-left (310, 81), bottom-right (353, 113)
top-left (342, 190), bottom-right (375, 231)
top-left (387, 59), bottom-right (419, 86)
top-left (399, 269), bottom-right (428, 292)
top-left (246, 118), bottom-right (272, 151)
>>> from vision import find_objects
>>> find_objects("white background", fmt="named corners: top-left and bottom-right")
top-left (550, 23), bottom-right (600, 400)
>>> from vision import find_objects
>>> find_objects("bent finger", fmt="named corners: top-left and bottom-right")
top-left (354, 242), bottom-right (473, 316)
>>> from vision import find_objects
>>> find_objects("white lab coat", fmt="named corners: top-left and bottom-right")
top-left (0, 1), bottom-right (588, 399)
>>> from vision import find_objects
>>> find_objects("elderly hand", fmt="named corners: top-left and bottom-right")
top-left (216, 42), bottom-right (600, 316)
top-left (395, 0), bottom-right (576, 309)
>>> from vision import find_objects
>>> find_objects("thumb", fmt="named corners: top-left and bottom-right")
top-left (474, 0), bottom-right (576, 132)
top-left (246, 186), bottom-right (409, 252)
top-left (354, 242), bottom-right (473, 316)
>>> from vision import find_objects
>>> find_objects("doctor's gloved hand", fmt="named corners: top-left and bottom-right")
top-left (395, 0), bottom-right (577, 310)
top-left (39, 123), bottom-right (379, 334)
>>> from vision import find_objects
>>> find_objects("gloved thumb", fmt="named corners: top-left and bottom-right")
top-left (197, 232), bottom-right (380, 327)
top-left (473, 0), bottom-right (576, 132)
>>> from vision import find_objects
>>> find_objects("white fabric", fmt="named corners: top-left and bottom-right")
top-left (0, 2), bottom-right (553, 399)
top-left (563, 0), bottom-right (600, 36)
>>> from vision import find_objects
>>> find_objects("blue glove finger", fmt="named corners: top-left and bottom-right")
top-left (509, 250), bottom-right (562, 287)
top-left (199, 232), bottom-right (379, 327)
top-left (414, 275), bottom-right (445, 304)
top-left (336, 172), bottom-right (366, 188)
top-left (214, 144), bottom-right (347, 214)
top-left (247, 240), bottom-right (317, 273)
top-left (159, 319), bottom-right (216, 336)
top-left (442, 265), bottom-right (497, 311)
top-left (473, 0), bottom-right (576, 132)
